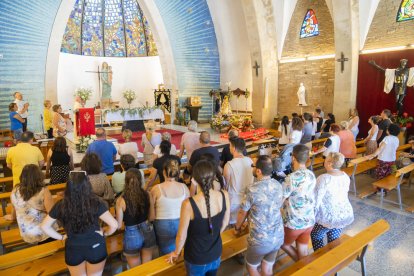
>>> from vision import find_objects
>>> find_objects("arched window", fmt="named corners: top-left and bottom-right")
top-left (300, 9), bottom-right (319, 38)
top-left (396, 0), bottom-right (414, 22)
top-left (61, 0), bottom-right (157, 57)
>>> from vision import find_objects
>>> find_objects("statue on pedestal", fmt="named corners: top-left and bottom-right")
top-left (369, 59), bottom-right (414, 115)
top-left (297, 82), bottom-right (308, 106)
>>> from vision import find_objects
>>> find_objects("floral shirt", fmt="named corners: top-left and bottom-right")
top-left (11, 187), bottom-right (57, 244)
top-left (314, 173), bottom-right (354, 229)
top-left (241, 178), bottom-right (284, 246)
top-left (282, 168), bottom-right (316, 230)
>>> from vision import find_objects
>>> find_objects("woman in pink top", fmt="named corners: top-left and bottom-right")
top-left (338, 122), bottom-right (357, 165)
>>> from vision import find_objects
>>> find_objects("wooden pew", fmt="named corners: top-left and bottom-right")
top-left (117, 228), bottom-right (248, 275)
top-left (356, 144), bottom-right (412, 198)
top-left (0, 233), bottom-right (123, 273)
top-left (341, 156), bottom-right (378, 197)
top-left (275, 219), bottom-right (390, 276)
top-left (370, 163), bottom-right (414, 210)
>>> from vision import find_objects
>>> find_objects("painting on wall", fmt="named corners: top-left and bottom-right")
top-left (300, 9), bottom-right (319, 38)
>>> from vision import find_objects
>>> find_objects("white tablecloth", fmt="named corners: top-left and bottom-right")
top-left (104, 108), bottom-right (165, 123)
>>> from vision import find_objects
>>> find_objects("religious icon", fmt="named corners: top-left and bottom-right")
top-left (300, 9), bottom-right (319, 38)
top-left (297, 83), bottom-right (308, 106)
top-left (154, 89), bottom-right (171, 112)
top-left (369, 59), bottom-right (414, 115)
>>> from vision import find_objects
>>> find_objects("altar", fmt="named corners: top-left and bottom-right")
top-left (104, 108), bottom-right (164, 124)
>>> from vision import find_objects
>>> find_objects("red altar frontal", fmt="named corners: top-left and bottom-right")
top-left (220, 128), bottom-right (268, 141)
top-left (76, 108), bottom-right (96, 136)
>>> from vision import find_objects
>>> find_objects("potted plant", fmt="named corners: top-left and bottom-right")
top-left (75, 88), bottom-right (92, 104)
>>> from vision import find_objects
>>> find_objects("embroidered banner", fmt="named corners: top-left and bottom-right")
top-left (77, 108), bottom-right (95, 136)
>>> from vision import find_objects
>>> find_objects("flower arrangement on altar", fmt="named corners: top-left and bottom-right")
top-left (123, 90), bottom-right (136, 106)
top-left (392, 112), bottom-right (413, 129)
top-left (78, 135), bottom-right (96, 152)
top-left (75, 87), bottom-right (92, 102)
top-left (103, 105), bottom-right (159, 117)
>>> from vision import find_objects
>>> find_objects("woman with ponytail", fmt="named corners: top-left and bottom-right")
top-left (150, 159), bottom-right (189, 255)
top-left (167, 160), bottom-right (230, 275)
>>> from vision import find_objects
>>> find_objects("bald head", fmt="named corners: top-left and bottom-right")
top-left (199, 131), bottom-right (211, 145)
top-left (96, 128), bottom-right (106, 139)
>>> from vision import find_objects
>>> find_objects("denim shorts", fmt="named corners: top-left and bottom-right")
top-left (13, 128), bottom-right (23, 140)
top-left (65, 231), bottom-right (107, 266)
top-left (123, 221), bottom-right (156, 256)
top-left (153, 219), bottom-right (179, 255)
top-left (185, 257), bottom-right (221, 276)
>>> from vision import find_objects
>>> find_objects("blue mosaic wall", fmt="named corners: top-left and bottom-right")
top-left (0, 0), bottom-right (62, 131)
top-left (154, 0), bottom-right (220, 121)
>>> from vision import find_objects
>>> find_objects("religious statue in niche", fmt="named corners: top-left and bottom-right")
top-left (297, 83), bottom-right (308, 106)
top-left (154, 88), bottom-right (171, 112)
top-left (369, 59), bottom-right (414, 115)
top-left (101, 62), bottom-right (113, 108)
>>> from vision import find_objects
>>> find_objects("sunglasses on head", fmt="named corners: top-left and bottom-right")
top-left (69, 170), bottom-right (87, 176)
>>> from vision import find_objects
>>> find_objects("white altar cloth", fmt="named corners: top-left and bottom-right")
top-left (104, 108), bottom-right (164, 123)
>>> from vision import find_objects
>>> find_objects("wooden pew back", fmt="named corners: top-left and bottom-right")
top-left (276, 219), bottom-right (390, 275)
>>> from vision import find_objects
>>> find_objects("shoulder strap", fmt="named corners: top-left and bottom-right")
top-left (220, 190), bottom-right (226, 212)
top-left (189, 197), bottom-right (202, 219)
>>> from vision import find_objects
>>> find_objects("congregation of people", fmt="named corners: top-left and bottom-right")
top-left (5, 94), bottom-right (414, 276)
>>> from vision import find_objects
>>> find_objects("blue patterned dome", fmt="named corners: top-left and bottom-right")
top-left (61, 0), bottom-right (157, 57)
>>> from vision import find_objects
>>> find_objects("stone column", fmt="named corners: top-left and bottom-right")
top-left (241, 0), bottom-right (278, 128)
top-left (332, 0), bottom-right (360, 121)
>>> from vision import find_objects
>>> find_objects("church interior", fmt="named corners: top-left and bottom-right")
top-left (1, 0), bottom-right (414, 275)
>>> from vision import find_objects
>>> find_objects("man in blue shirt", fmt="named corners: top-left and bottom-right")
top-left (86, 128), bottom-right (117, 175)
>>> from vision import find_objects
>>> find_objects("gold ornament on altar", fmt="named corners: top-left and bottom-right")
top-left (187, 96), bottom-right (201, 107)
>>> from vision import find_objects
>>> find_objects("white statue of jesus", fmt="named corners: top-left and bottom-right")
top-left (297, 83), bottom-right (307, 106)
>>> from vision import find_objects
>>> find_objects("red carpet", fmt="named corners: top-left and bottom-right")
top-left (109, 129), bottom-right (219, 152)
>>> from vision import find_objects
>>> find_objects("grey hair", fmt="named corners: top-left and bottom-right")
top-left (228, 129), bottom-right (239, 139)
top-left (326, 152), bottom-right (345, 169)
top-left (188, 120), bottom-right (197, 131)
top-left (340, 121), bottom-right (349, 130)
top-left (161, 132), bottom-right (171, 141)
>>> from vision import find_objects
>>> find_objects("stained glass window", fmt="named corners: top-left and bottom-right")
top-left (396, 0), bottom-right (414, 22)
top-left (82, 0), bottom-right (104, 56)
top-left (61, 0), bottom-right (83, 54)
top-left (61, 0), bottom-right (157, 57)
top-left (104, 0), bottom-right (126, 56)
top-left (124, 0), bottom-right (147, 56)
top-left (300, 9), bottom-right (319, 39)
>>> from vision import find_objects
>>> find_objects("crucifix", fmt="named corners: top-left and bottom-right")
top-left (85, 64), bottom-right (113, 105)
top-left (85, 66), bottom-right (103, 101)
top-left (336, 52), bottom-right (349, 73)
top-left (253, 61), bottom-right (260, 77)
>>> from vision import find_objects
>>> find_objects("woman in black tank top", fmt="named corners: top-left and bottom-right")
top-left (115, 168), bottom-right (156, 268)
top-left (46, 137), bottom-right (73, 184)
top-left (167, 161), bottom-right (230, 275)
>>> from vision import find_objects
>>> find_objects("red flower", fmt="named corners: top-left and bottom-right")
top-left (406, 123), bottom-right (413, 128)
top-left (403, 112), bottom-right (409, 118)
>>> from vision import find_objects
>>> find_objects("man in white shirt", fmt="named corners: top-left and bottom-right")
top-left (223, 137), bottom-right (253, 224)
top-left (13, 92), bottom-right (29, 131)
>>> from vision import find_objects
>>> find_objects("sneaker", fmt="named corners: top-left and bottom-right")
top-left (234, 253), bottom-right (245, 265)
